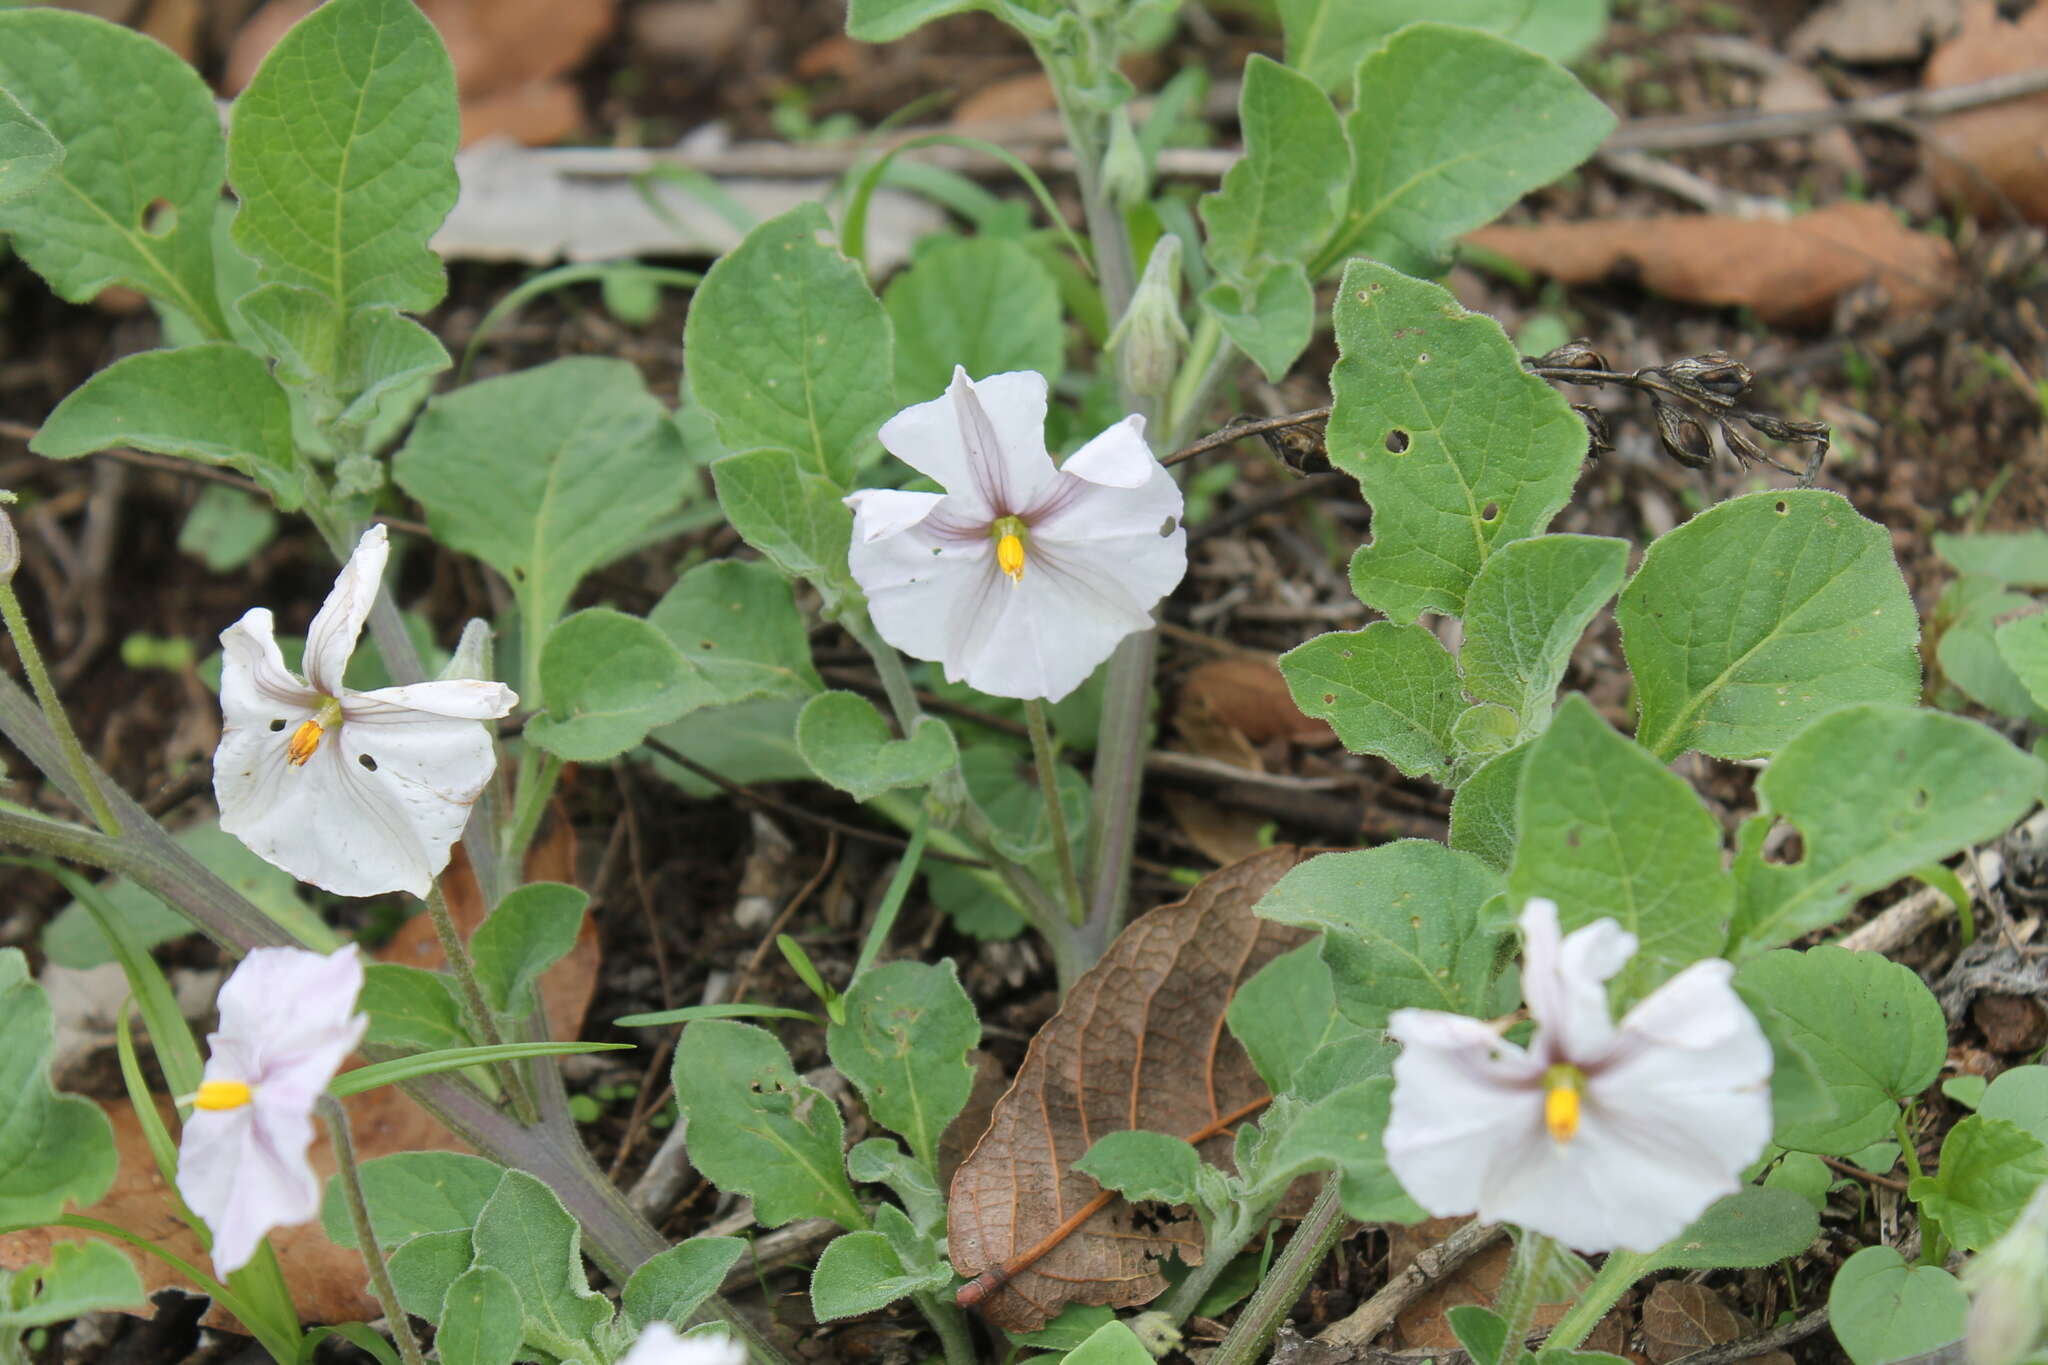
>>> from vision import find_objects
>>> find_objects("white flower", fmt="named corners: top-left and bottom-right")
top-left (177, 945), bottom-right (367, 1275)
top-left (619, 1323), bottom-right (748, 1365)
top-left (214, 525), bottom-right (516, 897)
top-left (845, 367), bottom-right (1187, 703)
top-left (1383, 899), bottom-right (1773, 1253)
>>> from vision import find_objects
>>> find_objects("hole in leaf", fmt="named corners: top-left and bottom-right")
top-left (358, 753), bottom-right (378, 773)
top-left (140, 198), bottom-right (177, 237)
top-left (1385, 429), bottom-right (1410, 454)
top-left (1911, 788), bottom-right (1930, 811)
top-left (1481, 502), bottom-right (1500, 522)
top-left (1759, 818), bottom-right (1804, 866)
top-left (1774, 500), bottom-right (1789, 515)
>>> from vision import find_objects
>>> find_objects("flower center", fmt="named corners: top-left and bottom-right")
top-left (193, 1079), bottom-right (254, 1111)
top-left (991, 515), bottom-right (1028, 584)
top-left (287, 697), bottom-right (344, 766)
top-left (1543, 1063), bottom-right (1585, 1143)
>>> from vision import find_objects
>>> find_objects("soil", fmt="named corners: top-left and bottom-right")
top-left (2, 0), bottom-right (2046, 1361)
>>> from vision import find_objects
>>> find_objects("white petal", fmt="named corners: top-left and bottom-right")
top-left (1055, 413), bottom-right (1157, 489)
top-left (876, 369), bottom-right (1055, 514)
top-left (846, 487), bottom-right (951, 543)
top-left (1025, 460), bottom-right (1187, 620)
top-left (956, 547), bottom-right (1157, 701)
top-left (218, 609), bottom-right (318, 725)
top-left (1517, 898), bottom-right (1634, 1062)
top-left (850, 503), bottom-right (1007, 677)
top-left (214, 946), bottom-right (367, 1075)
top-left (303, 525), bottom-right (388, 696)
top-left (347, 679), bottom-right (518, 721)
top-left (1383, 1008), bottom-right (1547, 1219)
top-left (619, 1323), bottom-right (749, 1365)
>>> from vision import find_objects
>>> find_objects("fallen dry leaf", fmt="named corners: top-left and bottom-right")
top-left (1180, 656), bottom-right (1336, 750)
top-left (936, 1051), bottom-right (1010, 1191)
top-left (1641, 1281), bottom-right (1791, 1365)
top-left (947, 847), bottom-right (1313, 1332)
top-left (1923, 0), bottom-right (2048, 224)
top-left (1387, 1219), bottom-right (1630, 1355)
top-left (1466, 202), bottom-right (1959, 326)
top-left (1789, 0), bottom-right (1962, 62)
top-left (954, 71), bottom-right (1057, 126)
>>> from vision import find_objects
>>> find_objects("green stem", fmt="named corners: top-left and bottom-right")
top-left (1206, 1176), bottom-right (1349, 1365)
top-left (424, 881), bottom-right (538, 1124)
top-left (1024, 699), bottom-right (1084, 924)
top-left (1165, 311), bottom-right (1226, 442)
top-left (1543, 1248), bottom-right (1651, 1354)
top-left (320, 1098), bottom-right (430, 1365)
top-left (1493, 1232), bottom-right (1564, 1365)
top-left (915, 1290), bottom-right (980, 1365)
top-left (846, 612), bottom-right (925, 733)
top-left (1158, 1197), bottom-right (1283, 1327)
top-left (1896, 1106), bottom-right (1925, 1183)
top-left (0, 583), bottom-right (120, 835)
top-left (501, 748), bottom-right (564, 874)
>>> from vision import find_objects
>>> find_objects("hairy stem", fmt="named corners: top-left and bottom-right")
top-left (1544, 1247), bottom-right (1650, 1354)
top-left (424, 880), bottom-right (538, 1124)
top-left (1024, 699), bottom-right (1084, 923)
top-left (320, 1097), bottom-right (429, 1365)
top-left (915, 1290), bottom-right (980, 1365)
top-left (1158, 1196), bottom-right (1283, 1328)
top-left (0, 582), bottom-right (121, 835)
top-left (1207, 1175), bottom-right (1350, 1365)
top-left (1493, 1232), bottom-right (1564, 1365)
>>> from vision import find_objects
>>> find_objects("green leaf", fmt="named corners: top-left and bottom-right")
top-left (1995, 609), bottom-right (2048, 711)
top-left (0, 949), bottom-right (117, 1224)
top-left (648, 559), bottom-right (824, 709)
top-left (357, 962), bottom-right (471, 1055)
top-left (1448, 743), bottom-right (1528, 872)
top-left (0, 86), bottom-right (60, 203)
top-left (527, 609), bottom-right (700, 762)
top-left (960, 740), bottom-right (1091, 867)
top-left (32, 344), bottom-right (304, 509)
top-left (1933, 529), bottom-right (2048, 586)
top-left (1256, 841), bottom-right (1505, 1026)
top-left (435, 1266), bottom-right (523, 1365)
top-left (386, 1228), bottom-right (474, 1322)
top-left (1981, 1066), bottom-right (2048, 1144)
top-left (328, 1041), bottom-right (628, 1098)
top-left (1764, 1152), bottom-right (1834, 1213)
top-left (1325, 25), bottom-right (1613, 275)
top-left (1202, 264), bottom-right (1316, 385)
top-left (1508, 695), bottom-right (1734, 998)
top-left (672, 1020), bottom-right (865, 1229)
top-left (1910, 1116), bottom-right (2048, 1252)
top-left (1460, 536), bottom-right (1629, 740)
top-left (393, 357), bottom-right (692, 684)
top-left (0, 1241), bottom-right (143, 1329)
top-left (846, 0), bottom-right (984, 42)
top-left (1008, 1304), bottom-right (1118, 1351)
top-left (1227, 940), bottom-right (1366, 1095)
top-left (825, 959), bottom-right (979, 1171)
top-left (684, 202), bottom-right (895, 486)
top-left (1075, 1131), bottom-right (1203, 1207)
top-left (1734, 947), bottom-right (1945, 1155)
top-left (1618, 491), bottom-right (1921, 762)
top-left (622, 1238), bottom-right (748, 1331)
top-left (1325, 261), bottom-right (1587, 622)
top-left (1828, 1246), bottom-right (1966, 1365)
top-left (809, 1231), bottom-right (951, 1321)
top-left (319, 1151), bottom-right (507, 1251)
top-left (177, 484), bottom-right (279, 573)
top-left (469, 882), bottom-right (589, 1018)
top-left (1641, 1186), bottom-right (1819, 1271)
top-left (1279, 621), bottom-right (1462, 782)
top-left (846, 1138), bottom-right (948, 1240)
top-left (0, 8), bottom-right (226, 334)
top-left (1728, 705), bottom-right (2046, 953)
top-left (708, 449), bottom-right (858, 608)
top-left (1251, 1077), bottom-right (1428, 1222)
top-left (1935, 578), bottom-right (2044, 722)
top-left (1201, 55), bottom-right (1349, 279)
top-left (1280, 0), bottom-right (1608, 92)
top-left (1064, 1321), bottom-right (1161, 1365)
top-left (796, 691), bottom-right (959, 802)
top-left (226, 0), bottom-right (458, 314)
top-left (239, 285), bottom-right (450, 427)
top-left (885, 236), bottom-right (1063, 403)
top-left (468, 1170), bottom-right (613, 1353)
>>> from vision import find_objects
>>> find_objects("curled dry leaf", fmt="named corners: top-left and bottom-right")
top-left (1466, 203), bottom-right (1959, 326)
top-left (1923, 0), bottom-right (2048, 225)
top-left (1180, 656), bottom-right (1339, 751)
top-left (1641, 1280), bottom-right (1794, 1365)
top-left (947, 846), bottom-right (1313, 1332)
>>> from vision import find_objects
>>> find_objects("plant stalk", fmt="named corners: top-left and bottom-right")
top-left (424, 880), bottom-right (538, 1124)
top-left (1157, 1195), bottom-right (1284, 1328)
top-left (1493, 1231), bottom-right (1565, 1365)
top-left (915, 1290), bottom-right (979, 1365)
top-left (1206, 1175), bottom-right (1350, 1365)
top-left (320, 1097), bottom-right (430, 1365)
top-left (1543, 1247), bottom-right (1650, 1354)
top-left (1024, 699), bottom-right (1084, 924)
top-left (0, 582), bottom-right (121, 835)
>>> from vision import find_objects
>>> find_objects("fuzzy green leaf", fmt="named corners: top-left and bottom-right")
top-left (436, 1266), bottom-right (523, 1365)
top-left (0, 949), bottom-right (117, 1225)
top-left (319, 1152), bottom-right (507, 1251)
top-left (0, 1241), bottom-right (143, 1329)
top-left (1227, 941), bottom-right (1366, 1096)
top-left (226, 0), bottom-right (458, 314)
top-left (1325, 261), bottom-right (1586, 622)
top-left (684, 202), bottom-right (895, 486)
top-left (527, 609), bottom-right (700, 763)
top-left (810, 1231), bottom-right (952, 1321)
top-left (357, 963), bottom-right (471, 1055)
top-left (825, 959), bottom-right (979, 1170)
top-left (1447, 743), bottom-right (1529, 872)
top-left (1828, 1247), bottom-right (1965, 1365)
top-left (0, 87), bottom-right (60, 203)
top-left (1202, 264), bottom-right (1316, 384)
top-left (885, 236), bottom-right (1064, 403)
top-left (796, 691), bottom-right (959, 802)
top-left (469, 882), bottom-right (588, 1018)
top-left (1201, 55), bottom-right (1349, 279)
top-left (1980, 1066), bottom-right (2048, 1144)
top-left (1075, 1131), bottom-right (1203, 1208)
top-left (649, 559), bottom-right (824, 708)
top-left (1618, 490), bottom-right (1920, 762)
top-left (1995, 609), bottom-right (2048, 711)
top-left (708, 449), bottom-right (859, 609)
top-left (622, 1238), bottom-right (748, 1331)
top-left (1280, 0), bottom-right (1608, 93)
top-left (1280, 621), bottom-right (1462, 782)
top-left (468, 1170), bottom-right (613, 1352)
top-left (1933, 530), bottom-right (2048, 586)
top-left (846, 0), bottom-right (984, 42)
top-left (1909, 1116), bottom-right (2048, 1252)
top-left (386, 1228), bottom-right (473, 1322)
top-left (1642, 1186), bottom-right (1819, 1271)
top-left (1460, 535), bottom-right (1628, 740)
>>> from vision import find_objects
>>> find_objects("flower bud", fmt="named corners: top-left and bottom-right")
top-left (1108, 235), bottom-right (1189, 402)
top-left (1128, 1312), bottom-right (1182, 1359)
top-left (0, 505), bottom-right (17, 586)
top-left (1100, 107), bottom-right (1148, 210)
top-left (439, 618), bottom-right (495, 682)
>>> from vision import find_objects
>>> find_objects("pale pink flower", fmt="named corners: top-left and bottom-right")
top-left (177, 946), bottom-right (367, 1274)
top-left (619, 1323), bottom-right (748, 1365)
top-left (214, 525), bottom-right (515, 897)
top-left (1384, 899), bottom-right (1773, 1253)
top-left (845, 368), bottom-right (1186, 703)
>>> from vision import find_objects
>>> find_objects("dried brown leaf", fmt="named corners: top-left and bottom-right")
top-left (1161, 790), bottom-right (1271, 867)
top-left (1179, 656), bottom-right (1337, 751)
top-left (1388, 1220), bottom-right (1630, 1355)
top-left (1641, 1281), bottom-right (1791, 1365)
top-left (1788, 0), bottom-right (1962, 62)
top-left (1924, 0), bottom-right (2048, 225)
top-left (1466, 203), bottom-right (1959, 326)
top-left (947, 847), bottom-right (1313, 1331)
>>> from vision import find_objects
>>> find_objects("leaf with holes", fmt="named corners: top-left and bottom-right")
top-left (1508, 696), bottom-right (1733, 1000)
top-left (948, 848), bottom-right (1312, 1331)
top-left (1326, 261), bottom-right (1587, 622)
top-left (0, 950), bottom-right (118, 1226)
top-left (1320, 25), bottom-right (1613, 276)
top-left (1460, 536), bottom-right (1628, 742)
top-left (886, 236), bottom-right (1064, 404)
top-left (1279, 622), bottom-right (1462, 782)
top-left (227, 0), bottom-right (458, 314)
top-left (826, 959), bottom-right (980, 1172)
top-left (0, 8), bottom-right (227, 334)
top-left (1728, 705), bottom-right (2045, 953)
top-left (685, 202), bottom-right (895, 486)
top-left (526, 609), bottom-right (701, 763)
top-left (1618, 491), bottom-right (1920, 762)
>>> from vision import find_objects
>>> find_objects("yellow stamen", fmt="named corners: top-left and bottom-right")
top-left (286, 719), bottom-right (323, 766)
top-left (1543, 1063), bottom-right (1584, 1143)
top-left (194, 1079), bottom-right (254, 1111)
top-left (997, 532), bottom-right (1026, 583)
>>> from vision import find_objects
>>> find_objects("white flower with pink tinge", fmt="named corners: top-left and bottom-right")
top-left (619, 1323), bottom-right (748, 1365)
top-left (213, 524), bottom-right (516, 898)
top-left (844, 367), bottom-right (1187, 703)
top-left (177, 945), bottom-right (367, 1275)
top-left (1384, 898), bottom-right (1774, 1253)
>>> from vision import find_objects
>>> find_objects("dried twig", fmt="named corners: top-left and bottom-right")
top-left (1316, 1219), bottom-right (1507, 1348)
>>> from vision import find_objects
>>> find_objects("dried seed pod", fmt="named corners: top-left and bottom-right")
top-left (1573, 403), bottom-right (1613, 459)
top-left (1664, 352), bottom-right (1752, 398)
top-left (1720, 420), bottom-right (1768, 469)
top-left (1257, 416), bottom-right (1330, 477)
top-left (1652, 400), bottom-right (1714, 469)
top-left (1532, 339), bottom-right (1609, 373)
